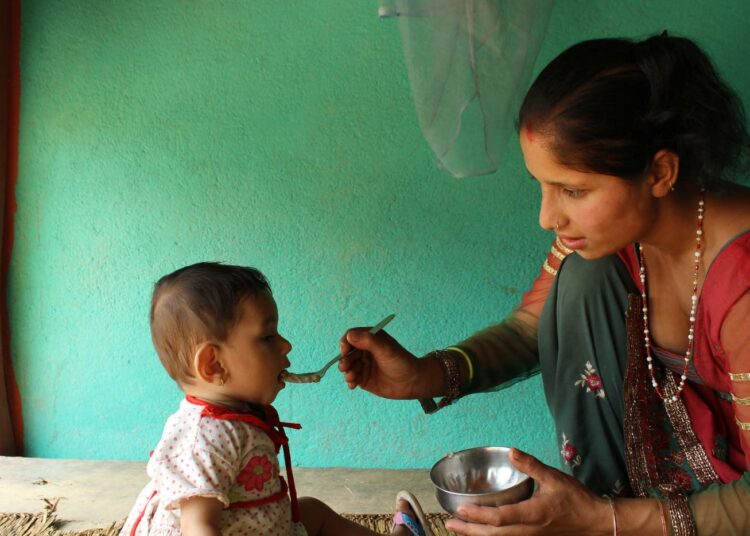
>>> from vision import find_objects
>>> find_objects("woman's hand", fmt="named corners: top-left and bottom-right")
top-left (338, 327), bottom-right (439, 400)
top-left (445, 449), bottom-right (611, 536)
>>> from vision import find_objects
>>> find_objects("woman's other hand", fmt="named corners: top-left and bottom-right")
top-left (338, 327), bottom-right (441, 400)
top-left (445, 449), bottom-right (611, 535)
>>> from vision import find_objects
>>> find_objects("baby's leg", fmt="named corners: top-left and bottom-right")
top-left (298, 496), bottom-right (418, 536)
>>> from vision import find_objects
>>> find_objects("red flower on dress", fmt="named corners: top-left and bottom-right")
top-left (575, 361), bottom-right (606, 398)
top-left (237, 455), bottom-right (274, 491)
top-left (585, 374), bottom-right (602, 390)
top-left (560, 433), bottom-right (582, 468)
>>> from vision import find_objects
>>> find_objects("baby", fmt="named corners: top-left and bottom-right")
top-left (120, 262), bottom-right (433, 536)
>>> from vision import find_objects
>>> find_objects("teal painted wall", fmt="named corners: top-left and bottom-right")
top-left (10, 1), bottom-right (750, 468)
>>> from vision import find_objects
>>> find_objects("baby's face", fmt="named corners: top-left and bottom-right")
top-left (218, 293), bottom-right (292, 405)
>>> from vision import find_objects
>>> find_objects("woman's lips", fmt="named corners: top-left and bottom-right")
top-left (559, 236), bottom-right (586, 250)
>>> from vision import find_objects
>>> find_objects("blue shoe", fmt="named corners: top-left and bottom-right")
top-left (391, 490), bottom-right (434, 536)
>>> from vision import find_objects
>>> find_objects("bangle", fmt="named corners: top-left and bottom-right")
top-left (417, 350), bottom-right (464, 414)
top-left (658, 499), bottom-right (668, 536)
top-left (446, 346), bottom-right (474, 382)
top-left (605, 496), bottom-right (618, 536)
top-left (435, 350), bottom-right (461, 409)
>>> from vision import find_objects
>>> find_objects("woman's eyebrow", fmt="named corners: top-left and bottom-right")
top-left (528, 172), bottom-right (568, 187)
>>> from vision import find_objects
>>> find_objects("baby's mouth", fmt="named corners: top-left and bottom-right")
top-left (278, 371), bottom-right (288, 382)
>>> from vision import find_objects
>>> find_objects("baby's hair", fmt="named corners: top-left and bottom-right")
top-left (518, 33), bottom-right (749, 190)
top-left (150, 262), bottom-right (271, 384)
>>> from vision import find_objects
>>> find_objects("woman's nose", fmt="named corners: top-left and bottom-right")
top-left (538, 191), bottom-right (558, 231)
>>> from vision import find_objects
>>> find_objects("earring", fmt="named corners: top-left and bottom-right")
top-left (555, 222), bottom-right (560, 231)
top-left (218, 377), bottom-right (225, 387)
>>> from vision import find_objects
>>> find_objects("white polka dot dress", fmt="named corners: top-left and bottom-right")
top-left (120, 398), bottom-right (307, 536)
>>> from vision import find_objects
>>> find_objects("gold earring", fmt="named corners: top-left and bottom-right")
top-left (219, 377), bottom-right (225, 387)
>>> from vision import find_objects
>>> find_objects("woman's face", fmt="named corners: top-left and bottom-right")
top-left (520, 131), bottom-right (655, 259)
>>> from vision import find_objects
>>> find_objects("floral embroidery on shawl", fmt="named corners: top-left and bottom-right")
top-left (560, 433), bottom-right (582, 468)
top-left (575, 361), bottom-right (606, 398)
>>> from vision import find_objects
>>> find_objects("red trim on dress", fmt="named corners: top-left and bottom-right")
top-left (129, 490), bottom-right (157, 536)
top-left (185, 396), bottom-right (302, 521)
top-left (228, 477), bottom-right (289, 509)
top-left (619, 235), bottom-right (750, 481)
top-left (128, 398), bottom-right (303, 534)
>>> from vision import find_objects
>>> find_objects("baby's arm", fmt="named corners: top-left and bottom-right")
top-left (179, 496), bottom-right (224, 536)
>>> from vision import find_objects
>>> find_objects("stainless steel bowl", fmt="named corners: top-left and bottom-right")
top-left (430, 446), bottom-right (534, 515)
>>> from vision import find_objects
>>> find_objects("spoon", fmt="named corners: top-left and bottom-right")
top-left (281, 314), bottom-right (395, 384)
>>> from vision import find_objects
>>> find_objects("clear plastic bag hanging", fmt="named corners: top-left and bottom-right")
top-left (379, 0), bottom-right (554, 178)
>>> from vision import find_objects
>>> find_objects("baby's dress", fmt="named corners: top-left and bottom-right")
top-left (120, 397), bottom-right (306, 536)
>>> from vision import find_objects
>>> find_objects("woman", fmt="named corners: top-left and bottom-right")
top-left (339, 34), bottom-right (750, 535)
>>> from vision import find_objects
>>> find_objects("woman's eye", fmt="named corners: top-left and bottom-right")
top-left (562, 188), bottom-right (584, 198)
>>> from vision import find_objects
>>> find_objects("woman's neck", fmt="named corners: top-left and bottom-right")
top-left (639, 187), bottom-right (705, 259)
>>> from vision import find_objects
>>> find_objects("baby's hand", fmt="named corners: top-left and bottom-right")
top-left (179, 496), bottom-right (224, 536)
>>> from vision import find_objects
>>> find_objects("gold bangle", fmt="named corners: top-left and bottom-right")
top-left (446, 346), bottom-right (474, 382)
top-left (605, 496), bottom-right (618, 536)
top-left (735, 416), bottom-right (750, 431)
top-left (435, 351), bottom-right (461, 409)
top-left (658, 500), bottom-right (668, 536)
top-left (731, 393), bottom-right (750, 405)
top-left (729, 372), bottom-right (750, 382)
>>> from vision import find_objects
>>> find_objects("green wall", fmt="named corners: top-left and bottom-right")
top-left (10, 1), bottom-right (750, 468)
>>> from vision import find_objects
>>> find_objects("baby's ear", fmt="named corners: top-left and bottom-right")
top-left (193, 343), bottom-right (225, 385)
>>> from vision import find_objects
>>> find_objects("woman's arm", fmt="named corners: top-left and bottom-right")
top-left (338, 240), bottom-right (565, 401)
top-left (430, 239), bottom-right (567, 400)
top-left (682, 291), bottom-right (750, 534)
top-left (179, 496), bottom-right (224, 536)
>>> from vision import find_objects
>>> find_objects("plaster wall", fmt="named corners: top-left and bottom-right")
top-left (9, 0), bottom-right (750, 468)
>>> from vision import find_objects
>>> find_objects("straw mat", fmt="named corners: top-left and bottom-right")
top-left (0, 500), bottom-right (457, 536)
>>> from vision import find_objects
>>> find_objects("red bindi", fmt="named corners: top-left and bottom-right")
top-left (524, 124), bottom-right (535, 143)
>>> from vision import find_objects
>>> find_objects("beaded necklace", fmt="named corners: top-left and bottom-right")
top-left (638, 190), bottom-right (705, 403)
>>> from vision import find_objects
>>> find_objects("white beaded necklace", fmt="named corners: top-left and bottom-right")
top-left (638, 190), bottom-right (705, 403)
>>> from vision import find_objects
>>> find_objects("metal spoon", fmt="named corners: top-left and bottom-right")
top-left (281, 314), bottom-right (395, 384)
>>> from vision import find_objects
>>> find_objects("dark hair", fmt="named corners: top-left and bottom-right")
top-left (150, 262), bottom-right (271, 384)
top-left (518, 34), bottom-right (749, 190)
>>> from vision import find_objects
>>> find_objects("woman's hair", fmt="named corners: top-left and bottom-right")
top-left (150, 262), bottom-right (271, 384)
top-left (518, 33), bottom-right (749, 190)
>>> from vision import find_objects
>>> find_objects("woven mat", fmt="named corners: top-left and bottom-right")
top-left (0, 500), bottom-right (457, 536)
top-left (342, 513), bottom-right (456, 535)
top-left (0, 499), bottom-right (123, 536)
